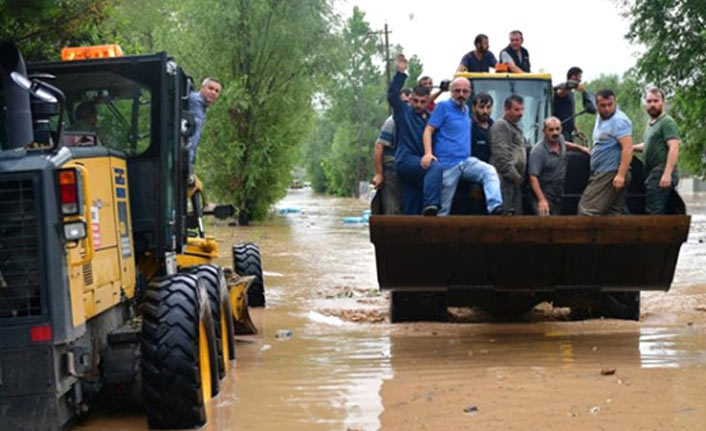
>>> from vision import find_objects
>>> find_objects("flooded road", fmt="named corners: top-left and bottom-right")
top-left (76, 189), bottom-right (706, 430)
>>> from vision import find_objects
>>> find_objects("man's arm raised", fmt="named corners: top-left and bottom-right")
top-left (387, 54), bottom-right (408, 113)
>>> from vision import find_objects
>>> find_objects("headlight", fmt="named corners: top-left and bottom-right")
top-left (64, 221), bottom-right (87, 241)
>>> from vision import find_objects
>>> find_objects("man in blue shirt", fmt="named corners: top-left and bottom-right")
top-left (187, 77), bottom-right (222, 167)
top-left (578, 89), bottom-right (633, 215)
top-left (388, 54), bottom-right (442, 214)
top-left (457, 34), bottom-right (498, 73)
top-left (422, 77), bottom-right (503, 216)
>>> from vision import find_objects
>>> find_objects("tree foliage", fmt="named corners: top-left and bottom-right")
top-left (315, 7), bottom-right (387, 197)
top-left (0, 0), bottom-right (114, 61)
top-left (126, 0), bottom-right (337, 221)
top-left (622, 0), bottom-right (706, 175)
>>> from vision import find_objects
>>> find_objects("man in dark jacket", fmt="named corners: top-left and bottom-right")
top-left (388, 54), bottom-right (442, 214)
top-left (499, 30), bottom-right (530, 73)
top-left (490, 95), bottom-right (527, 214)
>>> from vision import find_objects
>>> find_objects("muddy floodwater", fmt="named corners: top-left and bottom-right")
top-left (76, 190), bottom-right (706, 431)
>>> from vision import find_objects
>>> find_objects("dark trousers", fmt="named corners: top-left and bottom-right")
top-left (578, 170), bottom-right (632, 215)
top-left (380, 161), bottom-right (403, 214)
top-left (396, 156), bottom-right (442, 214)
top-left (500, 177), bottom-right (523, 214)
top-left (531, 181), bottom-right (563, 215)
top-left (645, 169), bottom-right (679, 214)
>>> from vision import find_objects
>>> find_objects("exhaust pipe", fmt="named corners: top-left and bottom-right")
top-left (0, 40), bottom-right (34, 149)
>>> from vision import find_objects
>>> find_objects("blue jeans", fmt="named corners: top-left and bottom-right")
top-left (395, 156), bottom-right (443, 214)
top-left (439, 157), bottom-right (503, 215)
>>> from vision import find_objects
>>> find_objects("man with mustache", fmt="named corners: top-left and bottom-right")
top-left (528, 117), bottom-right (591, 215)
top-left (422, 77), bottom-right (503, 216)
top-left (633, 87), bottom-right (681, 214)
top-left (578, 89), bottom-right (633, 216)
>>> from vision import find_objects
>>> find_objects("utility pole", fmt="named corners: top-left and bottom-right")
top-left (367, 23), bottom-right (392, 85)
top-left (367, 23), bottom-right (392, 114)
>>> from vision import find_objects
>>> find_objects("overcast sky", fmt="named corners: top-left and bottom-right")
top-left (335, 0), bottom-right (639, 84)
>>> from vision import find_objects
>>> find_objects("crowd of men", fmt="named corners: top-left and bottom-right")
top-left (372, 30), bottom-right (681, 217)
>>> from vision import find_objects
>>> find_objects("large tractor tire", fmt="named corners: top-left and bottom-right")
top-left (141, 274), bottom-right (220, 429)
top-left (233, 242), bottom-right (265, 307)
top-left (598, 292), bottom-right (641, 321)
top-left (390, 291), bottom-right (448, 323)
top-left (187, 264), bottom-right (236, 378)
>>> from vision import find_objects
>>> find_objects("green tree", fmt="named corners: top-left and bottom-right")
top-left (622, 0), bottom-right (706, 175)
top-left (151, 0), bottom-right (337, 221)
top-left (0, 0), bottom-right (114, 61)
top-left (319, 7), bottom-right (387, 197)
top-left (303, 114), bottom-right (336, 193)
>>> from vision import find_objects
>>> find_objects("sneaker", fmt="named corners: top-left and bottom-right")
top-left (422, 205), bottom-right (439, 216)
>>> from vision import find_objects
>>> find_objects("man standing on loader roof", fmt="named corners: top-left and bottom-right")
top-left (578, 88), bottom-right (633, 216)
top-left (457, 34), bottom-right (498, 73)
top-left (633, 87), bottom-right (681, 214)
top-left (499, 30), bottom-right (530, 73)
top-left (388, 53), bottom-right (442, 214)
top-left (187, 77), bottom-right (222, 167)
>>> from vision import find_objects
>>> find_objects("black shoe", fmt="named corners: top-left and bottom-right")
top-left (422, 205), bottom-right (439, 216)
top-left (489, 206), bottom-right (504, 215)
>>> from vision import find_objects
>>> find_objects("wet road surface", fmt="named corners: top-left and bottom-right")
top-left (76, 189), bottom-right (706, 430)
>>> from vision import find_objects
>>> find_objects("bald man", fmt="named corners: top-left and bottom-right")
top-left (422, 77), bottom-right (503, 215)
top-left (187, 77), bottom-right (222, 167)
top-left (528, 116), bottom-right (590, 215)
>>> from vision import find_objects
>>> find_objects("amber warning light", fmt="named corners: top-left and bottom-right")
top-left (62, 44), bottom-right (124, 61)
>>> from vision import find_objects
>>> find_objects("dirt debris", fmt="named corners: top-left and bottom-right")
top-left (320, 308), bottom-right (387, 323)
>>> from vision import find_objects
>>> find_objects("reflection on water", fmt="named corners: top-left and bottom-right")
top-left (75, 189), bottom-right (706, 431)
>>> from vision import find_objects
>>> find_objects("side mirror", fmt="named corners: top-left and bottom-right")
top-left (582, 91), bottom-right (597, 115)
top-left (10, 72), bottom-right (58, 103)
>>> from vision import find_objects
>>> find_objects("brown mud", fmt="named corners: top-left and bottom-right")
top-left (75, 189), bottom-right (706, 431)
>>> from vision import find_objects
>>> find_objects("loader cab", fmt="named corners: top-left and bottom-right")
top-left (28, 52), bottom-right (190, 263)
top-left (458, 72), bottom-right (553, 146)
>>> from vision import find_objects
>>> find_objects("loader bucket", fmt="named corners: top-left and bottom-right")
top-left (370, 215), bottom-right (690, 292)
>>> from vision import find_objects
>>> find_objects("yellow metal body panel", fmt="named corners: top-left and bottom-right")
top-left (455, 72), bottom-right (552, 81)
top-left (176, 236), bottom-right (219, 269)
top-left (65, 156), bottom-right (136, 326)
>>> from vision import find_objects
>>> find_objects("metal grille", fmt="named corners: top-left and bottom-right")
top-left (83, 263), bottom-right (93, 286)
top-left (0, 177), bottom-right (41, 319)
